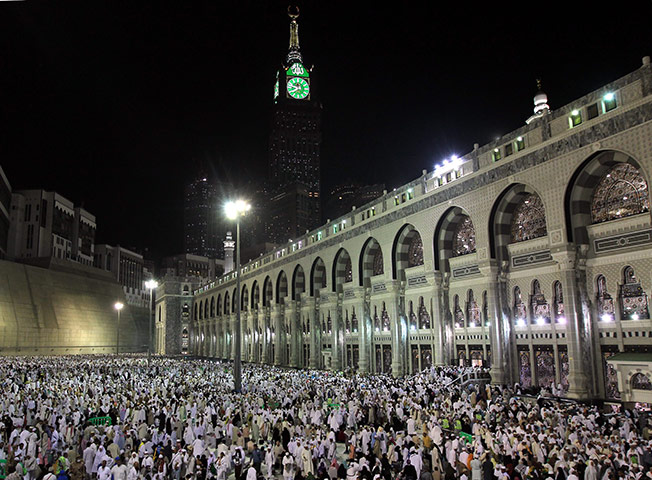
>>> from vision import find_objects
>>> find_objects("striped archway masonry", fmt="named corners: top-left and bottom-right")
top-left (435, 206), bottom-right (474, 271)
top-left (491, 184), bottom-right (545, 261)
top-left (263, 276), bottom-right (273, 306)
top-left (240, 284), bottom-right (249, 311)
top-left (276, 270), bottom-right (288, 303)
top-left (292, 264), bottom-right (305, 300)
top-left (333, 248), bottom-right (352, 292)
top-left (251, 281), bottom-right (260, 309)
top-left (310, 257), bottom-right (326, 296)
top-left (359, 237), bottom-right (383, 286)
top-left (567, 150), bottom-right (645, 244)
top-left (184, 64), bottom-right (652, 399)
top-left (393, 224), bottom-right (422, 280)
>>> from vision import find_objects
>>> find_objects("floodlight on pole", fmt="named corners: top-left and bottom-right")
top-left (114, 302), bottom-right (124, 355)
top-left (224, 199), bottom-right (250, 393)
top-left (145, 279), bottom-right (158, 364)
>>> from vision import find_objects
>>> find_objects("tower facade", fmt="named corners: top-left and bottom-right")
top-left (183, 176), bottom-right (225, 259)
top-left (267, 7), bottom-right (322, 243)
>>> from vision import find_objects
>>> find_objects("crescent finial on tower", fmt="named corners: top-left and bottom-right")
top-left (287, 5), bottom-right (302, 63)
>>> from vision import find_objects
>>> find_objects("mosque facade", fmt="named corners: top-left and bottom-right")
top-left (188, 58), bottom-right (652, 399)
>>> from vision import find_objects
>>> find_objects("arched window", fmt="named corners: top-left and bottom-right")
top-left (344, 257), bottom-right (353, 283)
top-left (591, 163), bottom-right (649, 224)
top-left (418, 297), bottom-right (431, 329)
top-left (553, 281), bottom-right (565, 323)
top-left (407, 235), bottom-right (424, 267)
top-left (596, 275), bottom-right (615, 321)
top-left (452, 216), bottom-right (476, 257)
top-left (381, 302), bottom-right (391, 331)
top-left (631, 373), bottom-right (652, 390)
top-left (409, 301), bottom-right (417, 331)
top-left (467, 289), bottom-right (480, 327)
top-left (620, 266), bottom-right (650, 320)
top-left (373, 249), bottom-right (384, 276)
top-left (345, 311), bottom-right (351, 333)
top-left (454, 295), bottom-right (465, 328)
top-left (514, 287), bottom-right (526, 325)
top-left (351, 307), bottom-right (359, 333)
top-left (510, 193), bottom-right (547, 242)
top-left (373, 306), bottom-right (380, 332)
top-left (531, 279), bottom-right (551, 324)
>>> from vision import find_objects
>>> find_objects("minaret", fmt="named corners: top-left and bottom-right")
top-left (223, 231), bottom-right (235, 273)
top-left (526, 79), bottom-right (551, 124)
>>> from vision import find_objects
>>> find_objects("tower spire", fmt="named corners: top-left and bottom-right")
top-left (287, 6), bottom-right (303, 63)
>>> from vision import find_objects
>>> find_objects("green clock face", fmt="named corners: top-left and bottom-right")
top-left (287, 77), bottom-right (309, 99)
top-left (288, 62), bottom-right (309, 77)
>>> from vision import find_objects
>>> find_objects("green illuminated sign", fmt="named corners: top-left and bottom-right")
top-left (288, 62), bottom-right (309, 77)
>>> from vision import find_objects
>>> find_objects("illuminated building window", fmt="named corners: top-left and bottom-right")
top-left (515, 136), bottom-right (525, 152)
top-left (511, 193), bottom-right (547, 243)
top-left (492, 148), bottom-right (502, 162)
top-left (407, 234), bottom-right (424, 267)
top-left (452, 216), bottom-right (476, 257)
top-left (591, 163), bottom-right (649, 223)
top-left (569, 109), bottom-right (582, 127)
top-left (602, 93), bottom-right (617, 112)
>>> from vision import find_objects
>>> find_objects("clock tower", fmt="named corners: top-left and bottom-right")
top-left (267, 7), bottom-right (322, 244)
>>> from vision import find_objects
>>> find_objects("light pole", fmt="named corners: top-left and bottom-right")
top-left (145, 279), bottom-right (158, 365)
top-left (114, 302), bottom-right (124, 355)
top-left (225, 199), bottom-right (251, 393)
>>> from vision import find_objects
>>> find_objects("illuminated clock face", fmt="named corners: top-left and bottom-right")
top-left (288, 62), bottom-right (309, 77)
top-left (287, 77), bottom-right (309, 99)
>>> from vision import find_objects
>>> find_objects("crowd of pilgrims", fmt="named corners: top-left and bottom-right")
top-left (1, 357), bottom-right (652, 480)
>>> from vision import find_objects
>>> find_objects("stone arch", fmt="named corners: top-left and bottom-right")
top-left (276, 270), bottom-right (288, 304)
top-left (263, 276), bottom-right (273, 307)
top-left (310, 257), bottom-right (327, 296)
top-left (210, 296), bottom-right (215, 317)
top-left (224, 292), bottom-right (230, 316)
top-left (203, 299), bottom-right (209, 319)
top-left (292, 264), bottom-right (305, 300)
top-left (198, 300), bottom-right (203, 320)
top-left (434, 206), bottom-right (476, 271)
top-left (565, 150), bottom-right (650, 244)
top-left (217, 294), bottom-right (222, 316)
top-left (241, 284), bottom-right (249, 312)
top-left (392, 224), bottom-right (424, 280)
top-left (489, 183), bottom-right (546, 262)
top-left (359, 237), bottom-right (383, 287)
top-left (332, 248), bottom-right (353, 292)
top-left (251, 281), bottom-right (260, 310)
top-left (231, 288), bottom-right (237, 313)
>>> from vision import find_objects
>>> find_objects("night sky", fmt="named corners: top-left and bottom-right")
top-left (2, 1), bottom-right (651, 259)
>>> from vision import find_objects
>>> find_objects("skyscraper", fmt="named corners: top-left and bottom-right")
top-left (183, 176), bottom-right (227, 259)
top-left (267, 7), bottom-right (322, 243)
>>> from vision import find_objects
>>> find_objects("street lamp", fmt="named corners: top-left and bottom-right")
top-left (114, 302), bottom-right (124, 355)
top-left (145, 279), bottom-right (158, 365)
top-left (224, 199), bottom-right (251, 393)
